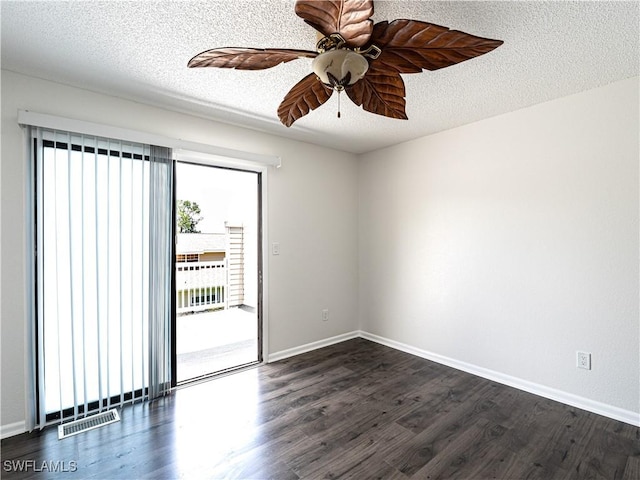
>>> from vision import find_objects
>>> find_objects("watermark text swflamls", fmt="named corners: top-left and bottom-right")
top-left (3, 460), bottom-right (78, 473)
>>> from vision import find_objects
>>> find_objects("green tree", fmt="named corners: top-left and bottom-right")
top-left (177, 200), bottom-right (203, 233)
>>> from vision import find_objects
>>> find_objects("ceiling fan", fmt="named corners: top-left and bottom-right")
top-left (188, 0), bottom-right (503, 127)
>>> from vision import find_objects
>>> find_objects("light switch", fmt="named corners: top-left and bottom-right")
top-left (272, 242), bottom-right (280, 255)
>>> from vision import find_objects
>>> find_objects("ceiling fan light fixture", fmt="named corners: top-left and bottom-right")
top-left (188, 1), bottom-right (504, 127)
top-left (312, 49), bottom-right (369, 91)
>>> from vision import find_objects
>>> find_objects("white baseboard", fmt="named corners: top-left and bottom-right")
top-left (267, 331), bottom-right (360, 363)
top-left (4, 331), bottom-right (636, 439)
top-left (1, 421), bottom-right (26, 439)
top-left (359, 331), bottom-right (640, 427)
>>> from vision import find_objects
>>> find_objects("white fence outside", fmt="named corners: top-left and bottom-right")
top-left (176, 260), bottom-right (226, 314)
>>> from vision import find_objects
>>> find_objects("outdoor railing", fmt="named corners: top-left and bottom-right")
top-left (176, 260), bottom-right (226, 314)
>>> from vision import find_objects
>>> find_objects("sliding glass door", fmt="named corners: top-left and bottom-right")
top-left (174, 162), bottom-right (261, 383)
top-left (31, 129), bottom-right (173, 427)
top-left (30, 127), bottom-right (264, 427)
top-left (35, 132), bottom-right (152, 421)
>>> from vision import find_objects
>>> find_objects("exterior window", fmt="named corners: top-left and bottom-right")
top-left (176, 253), bottom-right (199, 263)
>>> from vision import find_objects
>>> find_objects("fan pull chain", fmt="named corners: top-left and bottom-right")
top-left (337, 91), bottom-right (341, 119)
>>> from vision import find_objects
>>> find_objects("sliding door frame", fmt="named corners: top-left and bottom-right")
top-left (172, 150), bottom-right (270, 382)
top-left (170, 160), bottom-right (178, 387)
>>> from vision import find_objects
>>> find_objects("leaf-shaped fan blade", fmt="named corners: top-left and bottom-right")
top-left (188, 48), bottom-right (317, 70)
top-left (278, 73), bottom-right (333, 127)
top-left (346, 66), bottom-right (407, 120)
top-left (295, 0), bottom-right (374, 48)
top-left (371, 19), bottom-right (504, 73)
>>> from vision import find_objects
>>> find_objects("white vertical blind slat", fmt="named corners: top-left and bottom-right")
top-left (130, 152), bottom-right (135, 400)
top-left (52, 131), bottom-right (64, 421)
top-left (140, 160), bottom-right (147, 396)
top-left (105, 143), bottom-right (111, 411)
top-left (35, 127), bottom-right (47, 428)
top-left (81, 134), bottom-right (88, 419)
top-left (94, 139), bottom-right (104, 411)
top-left (117, 138), bottom-right (124, 406)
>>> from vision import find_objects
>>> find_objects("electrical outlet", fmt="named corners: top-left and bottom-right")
top-left (322, 309), bottom-right (329, 322)
top-left (577, 351), bottom-right (591, 370)
top-left (272, 242), bottom-right (280, 255)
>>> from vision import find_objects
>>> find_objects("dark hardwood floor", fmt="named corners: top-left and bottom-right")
top-left (2, 338), bottom-right (638, 479)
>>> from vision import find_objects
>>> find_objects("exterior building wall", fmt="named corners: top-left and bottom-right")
top-left (199, 252), bottom-right (224, 262)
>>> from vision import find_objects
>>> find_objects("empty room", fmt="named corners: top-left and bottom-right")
top-left (1, 1), bottom-right (638, 479)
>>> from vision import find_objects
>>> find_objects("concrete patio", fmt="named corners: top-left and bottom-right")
top-left (176, 307), bottom-right (258, 382)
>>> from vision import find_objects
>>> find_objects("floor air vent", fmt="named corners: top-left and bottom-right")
top-left (58, 409), bottom-right (120, 439)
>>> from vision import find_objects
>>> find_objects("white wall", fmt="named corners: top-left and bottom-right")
top-left (359, 77), bottom-right (639, 420)
top-left (0, 71), bottom-right (360, 432)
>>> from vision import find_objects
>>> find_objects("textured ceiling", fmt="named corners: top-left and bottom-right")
top-left (2, 1), bottom-right (639, 154)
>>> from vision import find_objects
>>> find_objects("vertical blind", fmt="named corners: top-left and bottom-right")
top-left (148, 146), bottom-right (173, 399)
top-left (26, 127), bottom-right (173, 429)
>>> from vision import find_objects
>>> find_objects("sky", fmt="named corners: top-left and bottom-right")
top-left (175, 162), bottom-right (258, 234)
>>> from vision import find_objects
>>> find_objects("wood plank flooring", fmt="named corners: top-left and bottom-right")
top-left (2, 338), bottom-right (638, 479)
